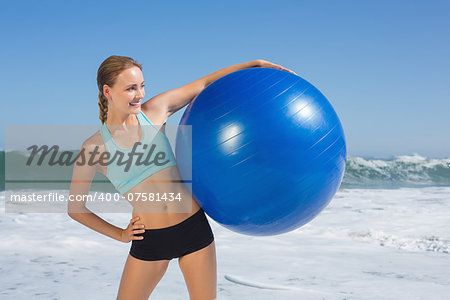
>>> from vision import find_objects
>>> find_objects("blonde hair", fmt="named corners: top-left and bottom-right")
top-left (96, 55), bottom-right (142, 124)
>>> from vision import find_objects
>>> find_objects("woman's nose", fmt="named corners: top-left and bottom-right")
top-left (137, 87), bottom-right (144, 98)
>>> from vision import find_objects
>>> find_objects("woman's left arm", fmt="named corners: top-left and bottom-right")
top-left (142, 59), bottom-right (296, 118)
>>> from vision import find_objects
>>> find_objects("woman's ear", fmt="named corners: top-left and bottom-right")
top-left (103, 84), bottom-right (112, 100)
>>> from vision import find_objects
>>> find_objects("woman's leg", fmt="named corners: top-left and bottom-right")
top-left (116, 254), bottom-right (170, 300)
top-left (177, 241), bottom-right (217, 300)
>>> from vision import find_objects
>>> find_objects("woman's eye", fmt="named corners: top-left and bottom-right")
top-left (127, 85), bottom-right (145, 91)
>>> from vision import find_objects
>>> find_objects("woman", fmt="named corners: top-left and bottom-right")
top-left (68, 55), bottom-right (295, 300)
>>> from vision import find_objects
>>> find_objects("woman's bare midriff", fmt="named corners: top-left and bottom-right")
top-left (124, 165), bottom-right (201, 229)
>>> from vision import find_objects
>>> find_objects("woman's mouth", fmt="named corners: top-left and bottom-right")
top-left (129, 101), bottom-right (141, 107)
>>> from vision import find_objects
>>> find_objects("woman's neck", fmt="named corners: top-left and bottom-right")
top-left (105, 110), bottom-right (139, 128)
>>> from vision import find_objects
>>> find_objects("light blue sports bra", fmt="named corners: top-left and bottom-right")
top-left (100, 111), bottom-right (177, 194)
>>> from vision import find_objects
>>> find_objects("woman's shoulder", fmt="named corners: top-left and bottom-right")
top-left (141, 101), bottom-right (169, 125)
top-left (80, 129), bottom-right (105, 151)
top-left (70, 130), bottom-right (105, 174)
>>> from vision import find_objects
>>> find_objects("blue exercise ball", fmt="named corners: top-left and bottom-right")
top-left (175, 67), bottom-right (346, 236)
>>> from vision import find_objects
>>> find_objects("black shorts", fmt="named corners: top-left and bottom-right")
top-left (129, 208), bottom-right (214, 261)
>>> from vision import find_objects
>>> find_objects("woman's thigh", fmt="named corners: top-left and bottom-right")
top-left (116, 254), bottom-right (170, 300)
top-left (177, 241), bottom-right (217, 300)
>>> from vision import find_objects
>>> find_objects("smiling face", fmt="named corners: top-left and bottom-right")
top-left (103, 66), bottom-right (145, 115)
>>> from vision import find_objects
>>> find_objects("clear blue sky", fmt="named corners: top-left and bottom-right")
top-left (1, 0), bottom-right (449, 158)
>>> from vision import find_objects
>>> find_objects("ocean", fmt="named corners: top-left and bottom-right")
top-left (1, 153), bottom-right (449, 299)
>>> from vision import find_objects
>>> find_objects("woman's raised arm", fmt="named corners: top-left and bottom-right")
top-left (142, 59), bottom-right (296, 118)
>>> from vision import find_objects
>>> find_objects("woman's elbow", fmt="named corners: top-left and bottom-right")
top-left (67, 198), bottom-right (87, 218)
